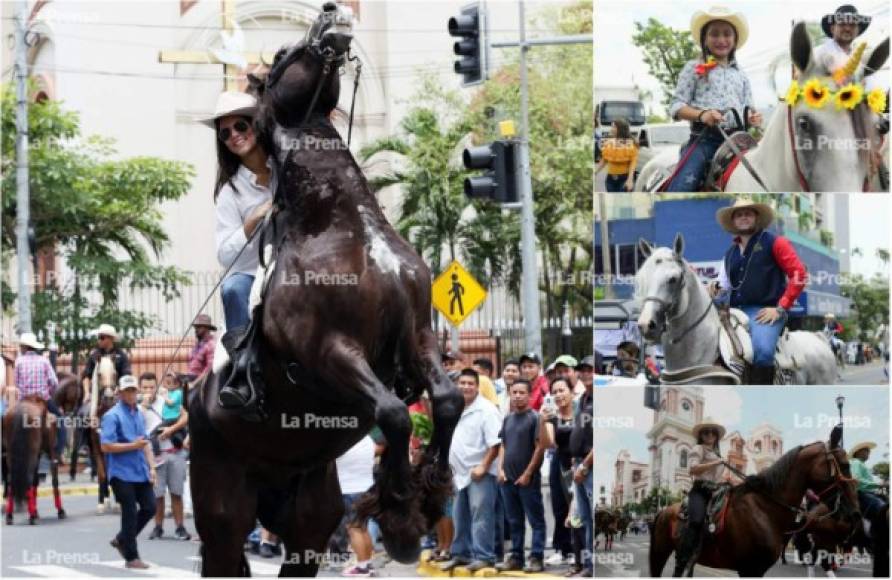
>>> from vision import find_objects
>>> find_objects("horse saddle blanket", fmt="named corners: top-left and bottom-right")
top-left (704, 131), bottom-right (759, 191)
top-left (717, 308), bottom-right (754, 376)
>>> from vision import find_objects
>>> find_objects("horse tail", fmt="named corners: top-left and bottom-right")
top-left (9, 407), bottom-right (37, 506)
top-left (649, 508), bottom-right (674, 577)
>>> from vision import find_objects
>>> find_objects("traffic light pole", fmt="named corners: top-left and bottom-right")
top-left (15, 0), bottom-right (32, 334)
top-left (499, 0), bottom-right (591, 356)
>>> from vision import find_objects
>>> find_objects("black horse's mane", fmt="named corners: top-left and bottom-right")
top-left (738, 444), bottom-right (805, 495)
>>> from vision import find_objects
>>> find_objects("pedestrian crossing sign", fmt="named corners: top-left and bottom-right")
top-left (431, 260), bottom-right (488, 326)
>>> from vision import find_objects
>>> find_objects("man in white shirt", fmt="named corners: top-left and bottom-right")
top-left (335, 435), bottom-right (378, 576)
top-left (440, 369), bottom-right (502, 573)
top-left (814, 5), bottom-right (873, 84)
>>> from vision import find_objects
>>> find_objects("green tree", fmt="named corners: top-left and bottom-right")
top-left (839, 272), bottom-right (890, 342)
top-left (873, 461), bottom-right (889, 484)
top-left (1, 84), bottom-right (193, 367)
top-left (631, 18), bottom-right (699, 112)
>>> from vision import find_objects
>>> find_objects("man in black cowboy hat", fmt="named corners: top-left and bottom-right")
top-left (814, 5), bottom-right (872, 81)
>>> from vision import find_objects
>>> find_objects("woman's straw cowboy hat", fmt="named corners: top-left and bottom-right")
top-left (199, 91), bottom-right (258, 128)
top-left (691, 6), bottom-right (750, 50)
top-left (716, 198), bottom-right (775, 234)
top-left (693, 418), bottom-right (727, 441)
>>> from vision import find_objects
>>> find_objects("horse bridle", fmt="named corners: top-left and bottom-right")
top-left (642, 258), bottom-right (714, 345)
top-left (786, 105), bottom-right (872, 192)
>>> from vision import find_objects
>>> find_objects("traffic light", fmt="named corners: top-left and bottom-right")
top-left (462, 140), bottom-right (517, 203)
top-left (448, 3), bottom-right (486, 86)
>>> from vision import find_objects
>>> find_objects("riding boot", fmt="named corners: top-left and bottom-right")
top-left (218, 314), bottom-right (266, 420)
top-left (673, 523), bottom-right (702, 577)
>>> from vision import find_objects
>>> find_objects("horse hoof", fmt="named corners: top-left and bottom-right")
top-left (29, 516), bottom-right (37, 525)
top-left (58, 510), bottom-right (67, 519)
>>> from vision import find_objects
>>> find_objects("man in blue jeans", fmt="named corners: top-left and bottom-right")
top-left (710, 199), bottom-right (807, 384)
top-left (570, 377), bottom-right (593, 577)
top-left (100, 375), bottom-right (157, 570)
top-left (441, 369), bottom-right (502, 573)
top-left (495, 380), bottom-right (548, 573)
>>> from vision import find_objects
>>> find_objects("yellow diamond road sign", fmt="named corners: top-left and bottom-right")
top-left (432, 260), bottom-right (488, 326)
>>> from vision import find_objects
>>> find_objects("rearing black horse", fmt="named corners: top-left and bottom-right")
top-left (189, 4), bottom-right (463, 576)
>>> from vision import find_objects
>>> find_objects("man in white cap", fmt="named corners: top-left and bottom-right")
top-left (13, 332), bottom-right (61, 416)
top-left (82, 324), bottom-right (132, 407)
top-left (101, 374), bottom-right (157, 570)
top-left (709, 199), bottom-right (807, 384)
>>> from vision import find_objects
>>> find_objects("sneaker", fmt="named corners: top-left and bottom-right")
top-left (495, 556), bottom-right (524, 572)
top-left (524, 556), bottom-right (545, 573)
top-left (125, 559), bottom-right (150, 569)
top-left (439, 557), bottom-right (471, 571)
top-left (174, 526), bottom-right (191, 541)
top-left (148, 526), bottom-right (163, 540)
top-left (342, 564), bottom-right (372, 577)
top-left (466, 560), bottom-right (495, 572)
top-left (545, 552), bottom-right (567, 566)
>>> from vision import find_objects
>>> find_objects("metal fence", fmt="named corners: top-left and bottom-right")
top-left (3, 269), bottom-right (593, 376)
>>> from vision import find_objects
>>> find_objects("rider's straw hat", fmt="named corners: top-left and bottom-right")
top-left (93, 324), bottom-right (118, 339)
top-left (825, 313), bottom-right (836, 319)
top-left (850, 441), bottom-right (876, 457)
top-left (18, 332), bottom-right (44, 350)
top-left (693, 418), bottom-right (726, 441)
top-left (691, 7), bottom-right (749, 50)
top-left (199, 91), bottom-right (258, 128)
top-left (716, 198), bottom-right (775, 234)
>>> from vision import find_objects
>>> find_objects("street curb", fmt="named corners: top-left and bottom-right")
top-left (36, 484), bottom-right (97, 498)
top-left (416, 551), bottom-right (568, 578)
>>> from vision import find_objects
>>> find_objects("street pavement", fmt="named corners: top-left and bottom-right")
top-left (837, 360), bottom-right (888, 385)
top-left (594, 532), bottom-right (874, 577)
top-left (3, 484), bottom-right (580, 578)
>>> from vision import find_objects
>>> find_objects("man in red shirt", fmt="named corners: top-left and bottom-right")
top-left (186, 315), bottom-right (217, 381)
top-left (519, 353), bottom-right (549, 411)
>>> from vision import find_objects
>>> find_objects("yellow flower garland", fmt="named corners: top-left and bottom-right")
top-left (785, 79), bottom-right (886, 115)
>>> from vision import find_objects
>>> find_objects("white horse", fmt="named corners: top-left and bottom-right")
top-left (636, 22), bottom-right (889, 193)
top-left (635, 234), bottom-right (837, 385)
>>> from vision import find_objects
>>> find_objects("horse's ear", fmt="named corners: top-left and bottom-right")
top-left (673, 233), bottom-right (685, 258)
top-left (829, 423), bottom-right (843, 450)
top-left (247, 73), bottom-right (265, 97)
top-left (638, 238), bottom-right (654, 259)
top-left (790, 21), bottom-right (814, 76)
top-left (864, 37), bottom-right (890, 78)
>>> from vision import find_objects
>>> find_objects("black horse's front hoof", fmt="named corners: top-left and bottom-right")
top-left (29, 516), bottom-right (37, 525)
top-left (58, 509), bottom-right (67, 519)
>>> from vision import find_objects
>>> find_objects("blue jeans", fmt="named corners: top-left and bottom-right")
top-left (665, 132), bottom-right (723, 192)
top-left (605, 173), bottom-right (630, 192)
top-left (740, 305), bottom-right (786, 367)
top-left (221, 273), bottom-right (255, 330)
top-left (859, 490), bottom-right (887, 520)
top-left (501, 480), bottom-right (547, 560)
top-left (575, 470), bottom-right (593, 571)
top-left (451, 474), bottom-right (498, 563)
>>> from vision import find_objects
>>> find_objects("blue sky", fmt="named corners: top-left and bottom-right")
top-left (594, 386), bottom-right (890, 490)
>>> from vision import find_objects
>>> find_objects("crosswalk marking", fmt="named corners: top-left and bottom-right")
top-left (98, 559), bottom-right (203, 577)
top-left (9, 565), bottom-right (96, 578)
top-left (186, 555), bottom-right (282, 575)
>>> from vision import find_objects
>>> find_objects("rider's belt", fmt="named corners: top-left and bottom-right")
top-left (692, 479), bottom-right (719, 493)
top-left (690, 123), bottom-right (723, 137)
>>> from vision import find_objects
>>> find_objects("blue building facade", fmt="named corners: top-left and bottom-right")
top-left (595, 197), bottom-right (851, 320)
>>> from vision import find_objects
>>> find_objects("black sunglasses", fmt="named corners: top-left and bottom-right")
top-left (218, 120), bottom-right (251, 142)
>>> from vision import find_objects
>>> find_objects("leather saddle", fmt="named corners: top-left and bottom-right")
top-left (679, 482), bottom-right (732, 535)
top-left (704, 131), bottom-right (759, 191)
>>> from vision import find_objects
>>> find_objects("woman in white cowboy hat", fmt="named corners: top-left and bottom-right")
top-left (708, 198), bottom-right (807, 384)
top-left (849, 441), bottom-right (887, 537)
top-left (204, 92), bottom-right (275, 334)
top-left (674, 417), bottom-right (731, 576)
top-left (666, 7), bottom-right (762, 191)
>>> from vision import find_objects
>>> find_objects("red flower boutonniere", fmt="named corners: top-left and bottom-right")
top-left (695, 57), bottom-right (717, 77)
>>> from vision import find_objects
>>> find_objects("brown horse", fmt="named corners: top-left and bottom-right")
top-left (649, 426), bottom-right (860, 577)
top-left (189, 4), bottom-right (462, 577)
top-left (595, 509), bottom-right (618, 550)
top-left (3, 396), bottom-right (66, 524)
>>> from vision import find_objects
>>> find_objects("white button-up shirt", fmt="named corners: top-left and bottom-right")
top-left (214, 159), bottom-right (277, 277)
top-left (813, 39), bottom-right (882, 91)
top-left (448, 394), bottom-right (502, 492)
